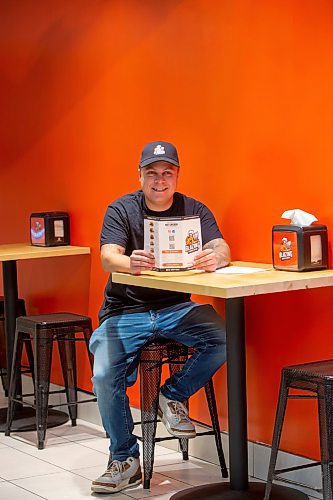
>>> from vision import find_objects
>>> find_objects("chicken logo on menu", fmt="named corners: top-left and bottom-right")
top-left (185, 230), bottom-right (200, 254)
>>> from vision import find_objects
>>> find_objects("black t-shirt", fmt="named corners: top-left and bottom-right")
top-left (98, 190), bottom-right (223, 323)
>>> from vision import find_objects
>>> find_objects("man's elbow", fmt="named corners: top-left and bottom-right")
top-left (101, 254), bottom-right (117, 273)
top-left (220, 241), bottom-right (231, 267)
top-left (101, 257), bottom-right (111, 272)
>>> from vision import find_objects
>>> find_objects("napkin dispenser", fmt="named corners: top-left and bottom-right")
top-left (272, 224), bottom-right (328, 271)
top-left (30, 212), bottom-right (70, 247)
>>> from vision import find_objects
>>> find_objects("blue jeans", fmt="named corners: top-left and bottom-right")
top-left (89, 301), bottom-right (226, 461)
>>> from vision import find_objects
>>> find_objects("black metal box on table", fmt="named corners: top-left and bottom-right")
top-left (272, 224), bottom-right (328, 271)
top-left (30, 212), bottom-right (70, 247)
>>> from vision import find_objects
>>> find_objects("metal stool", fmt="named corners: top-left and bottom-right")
top-left (265, 359), bottom-right (333, 500)
top-left (0, 297), bottom-right (33, 394)
top-left (137, 340), bottom-right (228, 489)
top-left (5, 312), bottom-right (96, 449)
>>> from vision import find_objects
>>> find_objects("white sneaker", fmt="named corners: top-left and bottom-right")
top-left (158, 392), bottom-right (196, 438)
top-left (91, 456), bottom-right (142, 493)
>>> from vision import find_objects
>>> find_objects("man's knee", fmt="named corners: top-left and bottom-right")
top-left (92, 365), bottom-right (122, 393)
top-left (93, 359), bottom-right (138, 395)
top-left (200, 305), bottom-right (226, 346)
top-left (186, 304), bottom-right (225, 328)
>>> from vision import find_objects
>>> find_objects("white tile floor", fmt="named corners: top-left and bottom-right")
top-left (0, 421), bottom-right (227, 499)
top-left (0, 389), bottom-right (318, 499)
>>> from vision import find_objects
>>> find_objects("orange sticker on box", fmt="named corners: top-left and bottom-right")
top-left (273, 232), bottom-right (298, 267)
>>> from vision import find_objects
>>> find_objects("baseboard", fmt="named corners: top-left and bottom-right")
top-left (22, 377), bottom-right (322, 499)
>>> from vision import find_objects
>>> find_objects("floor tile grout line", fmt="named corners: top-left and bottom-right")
top-left (2, 433), bottom-right (202, 479)
top-left (2, 434), bottom-right (109, 457)
top-left (0, 455), bottom-right (235, 500)
top-left (146, 470), bottom-right (197, 488)
top-left (2, 436), bottom-right (73, 449)
top-left (4, 479), bottom-right (47, 499)
top-left (0, 442), bottom-right (107, 481)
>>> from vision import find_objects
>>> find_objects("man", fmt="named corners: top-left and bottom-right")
top-left (90, 141), bottom-right (230, 494)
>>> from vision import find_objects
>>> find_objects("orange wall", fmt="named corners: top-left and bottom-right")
top-left (1, 0), bottom-right (333, 460)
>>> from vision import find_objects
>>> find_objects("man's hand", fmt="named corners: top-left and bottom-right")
top-left (130, 250), bottom-right (155, 275)
top-left (193, 238), bottom-right (230, 272)
top-left (193, 248), bottom-right (219, 272)
top-left (101, 244), bottom-right (155, 275)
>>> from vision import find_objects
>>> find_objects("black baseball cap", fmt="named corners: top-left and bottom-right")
top-left (139, 141), bottom-right (180, 168)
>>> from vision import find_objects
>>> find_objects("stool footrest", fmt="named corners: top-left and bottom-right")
top-left (274, 461), bottom-right (320, 476)
top-left (136, 428), bottom-right (218, 443)
top-left (287, 394), bottom-right (317, 399)
top-left (11, 398), bottom-right (34, 408)
top-left (12, 395), bottom-right (97, 410)
top-left (272, 473), bottom-right (322, 493)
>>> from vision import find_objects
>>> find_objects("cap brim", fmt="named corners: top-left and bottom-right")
top-left (140, 157), bottom-right (180, 168)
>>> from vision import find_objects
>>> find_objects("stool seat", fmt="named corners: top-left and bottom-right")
top-left (16, 312), bottom-right (92, 330)
top-left (265, 359), bottom-right (333, 499)
top-left (6, 312), bottom-right (96, 449)
top-left (139, 340), bottom-right (194, 358)
top-left (284, 359), bottom-right (333, 382)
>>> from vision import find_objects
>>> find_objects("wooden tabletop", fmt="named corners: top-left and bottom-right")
top-left (112, 261), bottom-right (333, 299)
top-left (0, 243), bottom-right (90, 262)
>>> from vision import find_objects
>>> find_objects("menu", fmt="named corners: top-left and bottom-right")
top-left (144, 216), bottom-right (202, 272)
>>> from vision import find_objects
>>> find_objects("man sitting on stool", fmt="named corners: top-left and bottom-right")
top-left (90, 140), bottom-right (230, 494)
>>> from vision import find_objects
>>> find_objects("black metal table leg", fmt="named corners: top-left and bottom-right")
top-left (226, 297), bottom-right (248, 490)
top-left (3, 261), bottom-right (19, 390)
top-left (0, 260), bottom-right (69, 432)
top-left (170, 297), bottom-right (308, 499)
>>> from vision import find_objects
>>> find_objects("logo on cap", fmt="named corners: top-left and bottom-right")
top-left (153, 145), bottom-right (165, 155)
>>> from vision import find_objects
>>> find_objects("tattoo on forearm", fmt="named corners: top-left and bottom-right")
top-left (203, 239), bottom-right (221, 251)
top-left (203, 238), bottom-right (230, 268)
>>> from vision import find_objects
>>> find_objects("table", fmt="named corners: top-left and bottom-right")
top-left (113, 262), bottom-right (333, 499)
top-left (0, 243), bottom-right (90, 432)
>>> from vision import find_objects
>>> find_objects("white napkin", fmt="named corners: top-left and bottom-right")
top-left (281, 209), bottom-right (317, 226)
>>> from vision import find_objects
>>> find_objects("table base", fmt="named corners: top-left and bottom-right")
top-left (170, 482), bottom-right (309, 499)
top-left (0, 407), bottom-right (69, 432)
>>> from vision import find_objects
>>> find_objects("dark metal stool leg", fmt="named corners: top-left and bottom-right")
top-left (140, 348), bottom-right (163, 489)
top-left (264, 372), bottom-right (290, 500)
top-left (0, 315), bottom-right (8, 394)
top-left (23, 336), bottom-right (35, 386)
top-left (167, 348), bottom-right (190, 460)
top-left (0, 299), bottom-right (26, 395)
top-left (57, 332), bottom-right (77, 426)
top-left (35, 335), bottom-right (53, 449)
top-left (318, 384), bottom-right (333, 500)
top-left (204, 379), bottom-right (228, 478)
top-left (83, 326), bottom-right (94, 373)
top-left (179, 437), bottom-right (189, 460)
top-left (5, 331), bottom-right (24, 435)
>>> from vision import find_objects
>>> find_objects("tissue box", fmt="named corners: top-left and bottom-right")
top-left (144, 216), bottom-right (202, 271)
top-left (30, 212), bottom-right (70, 247)
top-left (272, 224), bottom-right (328, 271)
